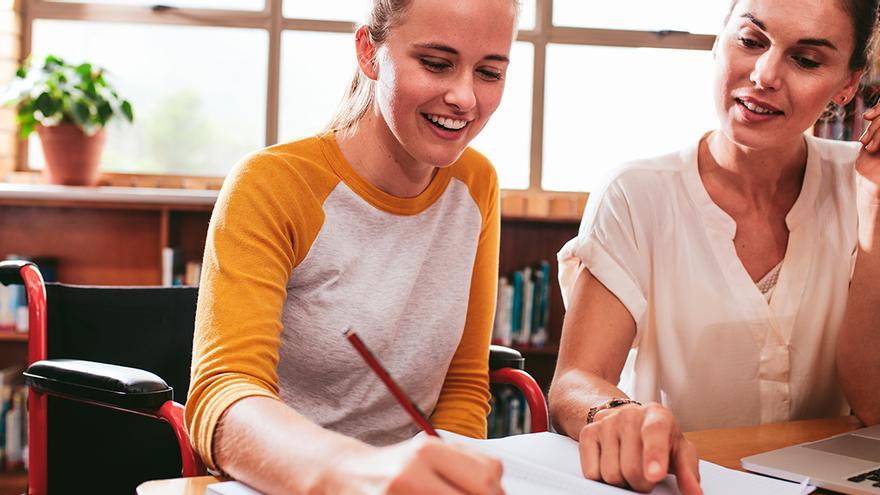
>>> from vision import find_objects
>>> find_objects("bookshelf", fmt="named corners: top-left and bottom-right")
top-left (0, 184), bottom-right (581, 394)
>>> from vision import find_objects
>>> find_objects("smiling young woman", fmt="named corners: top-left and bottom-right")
top-left (550, 0), bottom-right (880, 494)
top-left (184, 1), bottom-right (520, 494)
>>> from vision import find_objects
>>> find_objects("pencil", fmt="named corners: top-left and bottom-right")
top-left (344, 327), bottom-right (440, 437)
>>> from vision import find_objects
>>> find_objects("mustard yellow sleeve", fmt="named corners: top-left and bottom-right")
top-left (429, 159), bottom-right (500, 438)
top-left (185, 148), bottom-right (332, 471)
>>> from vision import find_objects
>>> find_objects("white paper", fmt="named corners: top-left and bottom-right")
top-left (437, 430), bottom-right (814, 495)
top-left (206, 431), bottom-right (815, 495)
top-left (205, 480), bottom-right (262, 495)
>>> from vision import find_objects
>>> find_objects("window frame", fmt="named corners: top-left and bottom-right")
top-left (14, 0), bottom-right (717, 193)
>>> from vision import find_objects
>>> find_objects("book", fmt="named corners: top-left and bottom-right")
top-left (206, 430), bottom-right (813, 495)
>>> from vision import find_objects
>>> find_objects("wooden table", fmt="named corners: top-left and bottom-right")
top-left (138, 416), bottom-right (863, 494)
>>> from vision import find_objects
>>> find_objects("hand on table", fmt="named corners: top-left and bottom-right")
top-left (317, 436), bottom-right (505, 495)
top-left (577, 402), bottom-right (703, 494)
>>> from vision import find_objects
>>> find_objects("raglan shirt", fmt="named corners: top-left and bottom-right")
top-left (186, 134), bottom-right (499, 471)
top-left (558, 134), bottom-right (861, 432)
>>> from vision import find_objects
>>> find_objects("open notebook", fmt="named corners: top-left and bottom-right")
top-left (206, 430), bottom-right (813, 495)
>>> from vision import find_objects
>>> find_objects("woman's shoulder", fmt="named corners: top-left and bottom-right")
top-left (596, 145), bottom-right (696, 199)
top-left (447, 146), bottom-right (499, 194)
top-left (227, 135), bottom-right (340, 188)
top-left (805, 134), bottom-right (861, 167)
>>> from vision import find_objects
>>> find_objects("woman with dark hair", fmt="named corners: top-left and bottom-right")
top-left (185, 1), bottom-right (519, 494)
top-left (551, 1), bottom-right (880, 493)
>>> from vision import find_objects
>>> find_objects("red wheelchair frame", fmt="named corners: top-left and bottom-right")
top-left (1, 260), bottom-right (547, 495)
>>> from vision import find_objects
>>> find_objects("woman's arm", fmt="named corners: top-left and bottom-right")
top-left (215, 396), bottom-right (506, 495)
top-left (549, 267), bottom-right (636, 437)
top-left (550, 268), bottom-right (701, 495)
top-left (838, 104), bottom-right (880, 426)
top-left (430, 163), bottom-right (500, 437)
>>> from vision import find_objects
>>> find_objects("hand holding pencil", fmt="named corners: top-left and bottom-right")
top-left (314, 328), bottom-right (506, 495)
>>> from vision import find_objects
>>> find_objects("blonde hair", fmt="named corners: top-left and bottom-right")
top-left (324, 0), bottom-right (520, 134)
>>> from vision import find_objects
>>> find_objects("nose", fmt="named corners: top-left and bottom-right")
top-left (750, 49), bottom-right (783, 91)
top-left (443, 72), bottom-right (477, 112)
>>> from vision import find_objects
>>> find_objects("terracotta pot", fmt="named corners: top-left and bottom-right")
top-left (36, 123), bottom-right (106, 186)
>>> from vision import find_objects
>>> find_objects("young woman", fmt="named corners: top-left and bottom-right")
top-left (550, 0), bottom-right (880, 493)
top-left (185, 1), bottom-right (518, 494)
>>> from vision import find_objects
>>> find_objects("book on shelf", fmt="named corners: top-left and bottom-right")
top-left (162, 248), bottom-right (201, 286)
top-left (0, 254), bottom-right (58, 334)
top-left (493, 260), bottom-right (551, 349)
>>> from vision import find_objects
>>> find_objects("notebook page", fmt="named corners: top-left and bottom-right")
top-left (438, 430), bottom-right (812, 495)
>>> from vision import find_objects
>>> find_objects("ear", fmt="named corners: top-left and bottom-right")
top-left (355, 25), bottom-right (379, 81)
top-left (836, 69), bottom-right (864, 104)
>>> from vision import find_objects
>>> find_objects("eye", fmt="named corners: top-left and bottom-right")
top-left (478, 68), bottom-right (503, 81)
top-left (420, 58), bottom-right (451, 72)
top-left (737, 36), bottom-right (763, 49)
top-left (793, 56), bottom-right (821, 69)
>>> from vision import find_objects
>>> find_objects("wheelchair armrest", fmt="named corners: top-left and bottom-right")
top-left (0, 260), bottom-right (35, 286)
top-left (489, 345), bottom-right (525, 371)
top-left (24, 359), bottom-right (173, 414)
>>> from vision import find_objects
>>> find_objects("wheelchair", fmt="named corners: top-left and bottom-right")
top-left (0, 259), bottom-right (547, 494)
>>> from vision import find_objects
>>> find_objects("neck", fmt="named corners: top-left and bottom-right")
top-left (336, 110), bottom-right (437, 198)
top-left (702, 130), bottom-right (807, 206)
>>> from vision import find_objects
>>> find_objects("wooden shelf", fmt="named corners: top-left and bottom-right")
top-left (0, 333), bottom-right (27, 342)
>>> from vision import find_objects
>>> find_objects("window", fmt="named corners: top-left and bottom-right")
top-left (17, 0), bottom-right (722, 193)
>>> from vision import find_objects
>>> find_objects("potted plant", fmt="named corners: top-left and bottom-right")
top-left (1, 55), bottom-right (134, 186)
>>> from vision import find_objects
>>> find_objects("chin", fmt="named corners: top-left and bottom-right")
top-left (419, 146), bottom-right (469, 168)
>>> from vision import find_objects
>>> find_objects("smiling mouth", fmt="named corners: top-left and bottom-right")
top-left (422, 113), bottom-right (470, 131)
top-left (736, 98), bottom-right (784, 116)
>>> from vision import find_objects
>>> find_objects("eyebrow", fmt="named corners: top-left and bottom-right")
top-left (740, 13), bottom-right (839, 51)
top-left (414, 42), bottom-right (510, 63)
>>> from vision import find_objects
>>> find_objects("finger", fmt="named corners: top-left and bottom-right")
top-left (860, 116), bottom-right (880, 146)
top-left (640, 406), bottom-right (674, 483)
top-left (579, 426), bottom-right (602, 481)
top-left (861, 120), bottom-right (880, 148)
top-left (671, 439), bottom-right (703, 495)
top-left (428, 443), bottom-right (505, 495)
top-left (868, 132), bottom-right (880, 153)
top-left (598, 423), bottom-right (626, 487)
top-left (618, 412), bottom-right (654, 492)
top-left (865, 103), bottom-right (880, 120)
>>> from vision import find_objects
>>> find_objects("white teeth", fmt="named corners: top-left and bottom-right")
top-left (741, 99), bottom-right (777, 115)
top-left (426, 114), bottom-right (468, 130)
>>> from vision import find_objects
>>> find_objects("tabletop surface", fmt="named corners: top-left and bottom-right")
top-left (137, 415), bottom-right (864, 494)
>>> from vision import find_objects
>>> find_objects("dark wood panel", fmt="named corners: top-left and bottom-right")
top-left (168, 210), bottom-right (211, 264)
top-left (0, 205), bottom-right (162, 285)
top-left (500, 219), bottom-right (578, 390)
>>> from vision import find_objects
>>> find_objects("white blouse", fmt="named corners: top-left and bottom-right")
top-left (558, 134), bottom-right (862, 431)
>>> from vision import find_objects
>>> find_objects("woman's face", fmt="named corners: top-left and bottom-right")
top-left (369, 0), bottom-right (516, 168)
top-left (713, 0), bottom-right (862, 149)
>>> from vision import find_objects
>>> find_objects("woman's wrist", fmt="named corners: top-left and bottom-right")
top-left (309, 437), bottom-right (373, 495)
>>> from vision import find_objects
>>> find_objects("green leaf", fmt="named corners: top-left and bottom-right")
top-left (71, 100), bottom-right (92, 126)
top-left (75, 63), bottom-right (92, 78)
top-left (121, 100), bottom-right (134, 122)
top-left (15, 66), bottom-right (25, 78)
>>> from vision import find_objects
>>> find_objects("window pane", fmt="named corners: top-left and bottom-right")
top-left (471, 42), bottom-right (533, 190)
top-left (283, 0), bottom-right (366, 22)
top-left (553, 0), bottom-right (729, 35)
top-left (518, 0), bottom-right (537, 31)
top-left (29, 20), bottom-right (268, 176)
top-left (542, 44), bottom-right (716, 192)
top-left (278, 32), bottom-right (357, 141)
top-left (45, 0), bottom-right (263, 9)
top-left (284, 0), bottom-right (532, 28)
